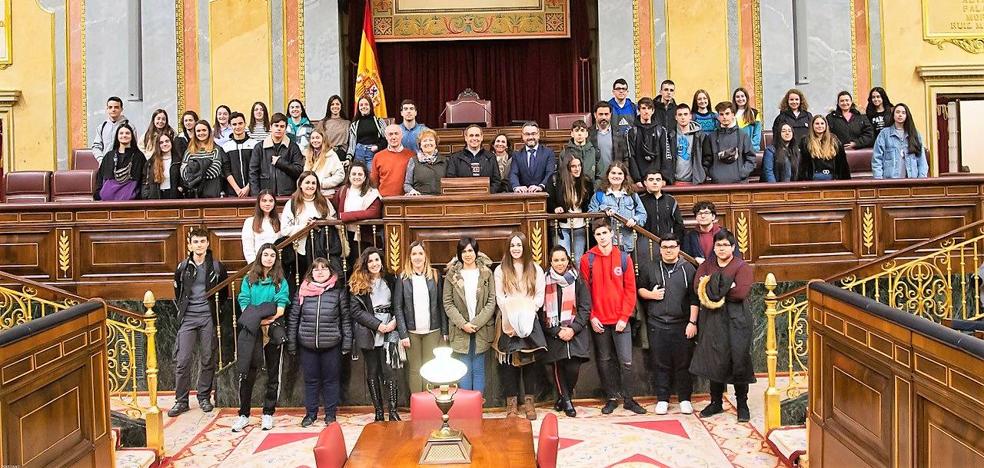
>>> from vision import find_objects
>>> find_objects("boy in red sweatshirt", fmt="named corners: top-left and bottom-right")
top-left (579, 218), bottom-right (646, 414)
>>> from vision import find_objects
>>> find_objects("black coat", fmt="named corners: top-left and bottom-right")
top-left (173, 250), bottom-right (228, 324)
top-left (652, 99), bottom-right (678, 128)
top-left (394, 274), bottom-right (448, 338)
top-left (639, 192), bottom-right (684, 241)
top-left (94, 147), bottom-right (146, 200)
top-left (545, 174), bottom-right (592, 215)
top-left (349, 274), bottom-right (398, 350)
top-left (627, 122), bottom-right (669, 182)
top-left (665, 126), bottom-right (708, 184)
top-left (540, 275), bottom-right (592, 363)
top-left (249, 136), bottom-right (304, 196)
top-left (288, 283), bottom-right (352, 352)
top-left (445, 148), bottom-right (503, 193)
top-left (797, 138), bottom-right (852, 181)
top-left (689, 257), bottom-right (756, 385)
top-left (140, 152), bottom-right (183, 199)
top-left (771, 109), bottom-right (813, 144)
top-left (826, 109), bottom-right (874, 149)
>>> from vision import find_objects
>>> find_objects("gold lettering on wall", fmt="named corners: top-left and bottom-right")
top-left (923, 0), bottom-right (984, 53)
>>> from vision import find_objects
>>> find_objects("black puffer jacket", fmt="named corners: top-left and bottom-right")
top-left (288, 282), bottom-right (352, 351)
top-left (826, 109), bottom-right (874, 149)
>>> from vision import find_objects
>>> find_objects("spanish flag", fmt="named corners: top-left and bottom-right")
top-left (355, 1), bottom-right (387, 118)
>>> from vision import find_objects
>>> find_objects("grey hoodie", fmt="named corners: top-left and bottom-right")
top-left (91, 114), bottom-right (129, 161)
top-left (703, 125), bottom-right (757, 184)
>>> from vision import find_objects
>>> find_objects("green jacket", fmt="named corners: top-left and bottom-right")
top-left (238, 276), bottom-right (291, 312)
top-left (560, 139), bottom-right (602, 189)
top-left (443, 253), bottom-right (497, 354)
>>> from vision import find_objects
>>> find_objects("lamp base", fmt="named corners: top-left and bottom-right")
top-left (419, 428), bottom-right (472, 464)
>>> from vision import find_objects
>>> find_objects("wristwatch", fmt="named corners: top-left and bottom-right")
top-left (688, 320), bottom-right (697, 326)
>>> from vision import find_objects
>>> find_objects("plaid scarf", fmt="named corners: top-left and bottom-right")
top-left (544, 268), bottom-right (577, 328)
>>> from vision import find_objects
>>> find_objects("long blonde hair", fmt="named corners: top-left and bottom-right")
top-left (303, 129), bottom-right (329, 172)
top-left (500, 232), bottom-right (537, 296)
top-left (400, 241), bottom-right (437, 281)
top-left (186, 120), bottom-right (215, 155)
top-left (806, 115), bottom-right (838, 160)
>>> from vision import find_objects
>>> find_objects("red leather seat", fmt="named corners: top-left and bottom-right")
top-left (409, 389), bottom-right (483, 421)
top-left (444, 89), bottom-right (492, 128)
top-left (3, 171), bottom-right (52, 203)
top-left (72, 148), bottom-right (99, 170)
top-left (52, 170), bottom-right (96, 202)
top-left (312, 422), bottom-right (347, 468)
top-left (548, 113), bottom-right (592, 130)
top-left (536, 412), bottom-right (559, 468)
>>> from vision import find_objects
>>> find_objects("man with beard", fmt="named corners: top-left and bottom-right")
top-left (589, 101), bottom-right (629, 176)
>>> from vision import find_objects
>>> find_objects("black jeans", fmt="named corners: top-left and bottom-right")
top-left (551, 359), bottom-right (582, 399)
top-left (237, 338), bottom-right (284, 416)
top-left (710, 381), bottom-right (749, 404)
top-left (648, 323), bottom-right (694, 402)
top-left (173, 313), bottom-right (217, 405)
top-left (499, 361), bottom-right (544, 399)
top-left (592, 325), bottom-right (634, 400)
top-left (299, 345), bottom-right (342, 418)
top-left (363, 347), bottom-right (396, 383)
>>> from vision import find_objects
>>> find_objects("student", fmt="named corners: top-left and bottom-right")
top-left (288, 257), bottom-right (351, 427)
top-left (347, 96), bottom-right (387, 168)
top-left (336, 160), bottom-right (382, 271)
top-left (639, 170), bottom-right (684, 245)
top-left (445, 125), bottom-right (503, 193)
top-left (232, 243), bottom-right (289, 432)
top-left (213, 105), bottom-right (234, 146)
top-left (653, 80), bottom-right (678, 128)
top-left (865, 87), bottom-right (894, 135)
top-left (627, 97), bottom-right (669, 187)
top-left (638, 233), bottom-right (698, 415)
top-left (95, 123), bottom-right (145, 201)
top-left (181, 120), bottom-right (225, 198)
top-left (587, 161), bottom-right (647, 252)
top-left (827, 91), bottom-right (874, 150)
top-left (249, 102), bottom-right (271, 142)
top-left (732, 87), bottom-right (763, 151)
top-left (348, 247), bottom-right (402, 422)
top-left (559, 119), bottom-right (602, 189)
top-left (703, 102), bottom-right (757, 184)
top-left (691, 230), bottom-right (755, 422)
top-left (691, 90), bottom-right (718, 134)
top-left (762, 123), bottom-right (801, 182)
top-left (175, 110), bottom-right (199, 157)
top-left (608, 78), bottom-right (637, 134)
top-left (772, 89), bottom-right (812, 144)
top-left (580, 218), bottom-right (646, 415)
top-left (140, 109), bottom-right (176, 157)
top-left (169, 226), bottom-right (228, 417)
top-left (303, 129), bottom-right (346, 196)
top-left (682, 201), bottom-right (742, 264)
top-left (403, 129), bottom-right (448, 196)
top-left (287, 99), bottom-right (315, 152)
top-left (315, 95), bottom-right (351, 152)
top-left (141, 133), bottom-right (182, 200)
top-left (541, 245), bottom-right (592, 418)
top-left (280, 171), bottom-right (341, 288)
top-left (799, 115), bottom-right (851, 181)
top-left (492, 133), bottom-right (514, 193)
top-left (589, 101), bottom-right (630, 173)
top-left (221, 112), bottom-right (259, 198)
top-left (665, 104), bottom-right (707, 185)
top-left (547, 154), bottom-right (593, 263)
top-left (494, 232), bottom-right (547, 420)
top-left (872, 103), bottom-right (928, 179)
top-left (395, 241), bottom-right (448, 393)
top-left (241, 190), bottom-right (281, 264)
top-left (509, 122), bottom-right (557, 193)
top-left (91, 96), bottom-right (129, 160)
top-left (444, 237), bottom-right (497, 393)
top-left (399, 99), bottom-right (429, 153)
top-left (249, 112), bottom-right (305, 196)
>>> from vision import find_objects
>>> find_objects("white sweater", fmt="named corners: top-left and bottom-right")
top-left (241, 216), bottom-right (280, 263)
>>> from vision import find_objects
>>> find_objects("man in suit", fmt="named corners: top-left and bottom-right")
top-left (509, 122), bottom-right (556, 192)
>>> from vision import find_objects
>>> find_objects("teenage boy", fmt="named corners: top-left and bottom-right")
top-left (371, 124), bottom-right (414, 196)
top-left (682, 201), bottom-right (742, 264)
top-left (653, 80), bottom-right (678, 128)
top-left (580, 218), bottom-right (646, 415)
top-left (559, 119), bottom-right (602, 188)
top-left (91, 96), bottom-right (129, 159)
top-left (399, 99), bottom-right (429, 153)
top-left (690, 229), bottom-right (755, 422)
top-left (638, 233), bottom-right (698, 414)
top-left (222, 112), bottom-right (258, 197)
top-left (639, 170), bottom-right (684, 243)
top-left (169, 226), bottom-right (229, 417)
top-left (249, 112), bottom-right (304, 196)
top-left (608, 78), bottom-right (637, 134)
top-left (628, 97), bottom-right (669, 188)
top-left (702, 102), bottom-right (757, 184)
top-left (446, 124), bottom-right (503, 193)
top-left (665, 104), bottom-right (707, 185)
top-left (589, 101), bottom-right (629, 173)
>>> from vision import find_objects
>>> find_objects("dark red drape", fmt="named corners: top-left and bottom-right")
top-left (346, 0), bottom-right (592, 127)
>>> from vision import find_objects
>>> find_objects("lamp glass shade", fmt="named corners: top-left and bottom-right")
top-left (419, 347), bottom-right (468, 385)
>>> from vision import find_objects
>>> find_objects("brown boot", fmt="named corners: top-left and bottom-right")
top-left (523, 395), bottom-right (537, 420)
top-left (505, 396), bottom-right (519, 418)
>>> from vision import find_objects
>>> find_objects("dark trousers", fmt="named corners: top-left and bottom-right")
top-left (363, 347), bottom-right (396, 383)
top-left (648, 324), bottom-right (694, 402)
top-left (592, 325), bottom-right (635, 400)
top-left (551, 359), bottom-right (582, 399)
top-left (299, 345), bottom-right (342, 418)
top-left (499, 361), bottom-right (544, 399)
top-left (709, 381), bottom-right (749, 404)
top-left (236, 304), bottom-right (276, 375)
top-left (173, 313), bottom-right (217, 405)
top-left (238, 337), bottom-right (284, 417)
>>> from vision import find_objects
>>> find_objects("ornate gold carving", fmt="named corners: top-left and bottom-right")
top-left (57, 229), bottom-right (71, 277)
top-left (297, 0), bottom-right (305, 101)
top-left (530, 222), bottom-right (543, 264)
top-left (388, 225), bottom-right (401, 272)
top-left (736, 211), bottom-right (749, 255)
top-left (849, 0), bottom-right (857, 97)
top-left (175, 0), bottom-right (185, 115)
top-left (862, 206), bottom-right (875, 254)
top-left (751, 0), bottom-right (763, 114)
top-left (78, 0), bottom-right (88, 141)
top-left (632, 0), bottom-right (641, 98)
top-left (928, 38), bottom-right (984, 54)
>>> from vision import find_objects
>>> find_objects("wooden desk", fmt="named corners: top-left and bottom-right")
top-left (347, 418), bottom-right (536, 468)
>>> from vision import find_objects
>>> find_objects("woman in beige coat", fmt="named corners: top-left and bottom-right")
top-left (443, 237), bottom-right (497, 393)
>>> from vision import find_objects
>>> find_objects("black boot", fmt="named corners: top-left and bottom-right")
top-left (562, 396), bottom-right (577, 418)
top-left (700, 381), bottom-right (725, 418)
top-left (385, 380), bottom-right (402, 421)
top-left (367, 378), bottom-right (385, 422)
top-left (554, 397), bottom-right (564, 412)
top-left (735, 383), bottom-right (750, 422)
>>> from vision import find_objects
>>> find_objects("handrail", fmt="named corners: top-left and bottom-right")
top-left (775, 218), bottom-right (984, 302)
top-left (0, 270), bottom-right (150, 320)
top-left (607, 212), bottom-right (699, 266)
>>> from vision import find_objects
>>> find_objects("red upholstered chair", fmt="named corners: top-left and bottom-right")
top-left (548, 113), bottom-right (592, 130)
top-left (537, 412), bottom-right (559, 468)
top-left (409, 389), bottom-right (484, 421)
top-left (444, 89), bottom-right (492, 128)
top-left (3, 171), bottom-right (52, 203)
top-left (72, 148), bottom-right (99, 170)
top-left (312, 422), bottom-right (347, 468)
top-left (52, 170), bottom-right (96, 202)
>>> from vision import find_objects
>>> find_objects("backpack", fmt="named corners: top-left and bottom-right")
top-left (585, 250), bottom-right (629, 288)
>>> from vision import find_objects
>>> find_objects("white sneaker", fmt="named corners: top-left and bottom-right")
top-left (679, 400), bottom-right (694, 414)
top-left (655, 401), bottom-right (669, 415)
top-left (231, 415), bottom-right (249, 432)
top-left (261, 414), bottom-right (274, 430)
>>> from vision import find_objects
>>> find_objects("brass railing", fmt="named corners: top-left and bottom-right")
top-left (0, 271), bottom-right (164, 458)
top-left (762, 221), bottom-right (984, 432)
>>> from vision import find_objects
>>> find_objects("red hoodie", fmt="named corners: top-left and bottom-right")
top-left (579, 245), bottom-right (636, 325)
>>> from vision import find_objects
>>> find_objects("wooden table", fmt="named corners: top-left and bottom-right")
top-left (346, 417), bottom-right (536, 467)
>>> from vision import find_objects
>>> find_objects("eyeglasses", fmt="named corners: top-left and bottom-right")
top-left (659, 245), bottom-right (679, 250)
top-left (614, 86), bottom-right (628, 91)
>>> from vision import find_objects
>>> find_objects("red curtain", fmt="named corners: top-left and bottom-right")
top-left (346, 0), bottom-right (592, 127)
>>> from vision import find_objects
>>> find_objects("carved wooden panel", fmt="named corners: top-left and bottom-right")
top-left (0, 229), bottom-right (55, 279)
top-left (828, 348), bottom-right (891, 460)
top-left (754, 208), bottom-right (855, 259)
top-left (880, 204), bottom-right (977, 253)
top-left (77, 228), bottom-right (179, 277)
top-left (917, 399), bottom-right (984, 467)
top-left (410, 226), bottom-right (516, 269)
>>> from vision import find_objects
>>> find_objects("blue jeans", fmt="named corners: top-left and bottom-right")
top-left (454, 335), bottom-right (486, 394)
top-left (354, 143), bottom-right (376, 174)
top-left (554, 226), bottom-right (587, 264)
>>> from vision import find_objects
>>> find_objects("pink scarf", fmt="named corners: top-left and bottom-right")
top-left (297, 275), bottom-right (337, 305)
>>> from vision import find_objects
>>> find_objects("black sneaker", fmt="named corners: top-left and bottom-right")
top-left (624, 398), bottom-right (647, 415)
top-left (199, 399), bottom-right (214, 413)
top-left (324, 414), bottom-right (336, 425)
top-left (699, 401), bottom-right (724, 418)
top-left (167, 402), bottom-right (190, 417)
top-left (301, 415), bottom-right (316, 427)
top-left (601, 400), bottom-right (619, 415)
top-left (736, 405), bottom-right (750, 423)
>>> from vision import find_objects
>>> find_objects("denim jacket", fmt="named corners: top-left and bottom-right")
top-left (872, 127), bottom-right (928, 179)
top-left (587, 189), bottom-right (647, 252)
